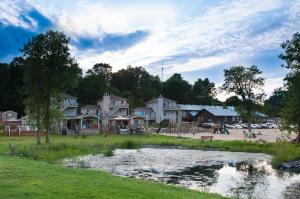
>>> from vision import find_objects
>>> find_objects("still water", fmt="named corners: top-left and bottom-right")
top-left (63, 148), bottom-right (300, 199)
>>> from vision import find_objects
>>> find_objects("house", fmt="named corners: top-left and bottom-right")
top-left (59, 94), bottom-right (100, 135)
top-left (131, 107), bottom-right (155, 121)
top-left (197, 106), bottom-right (240, 124)
top-left (80, 105), bottom-right (101, 117)
top-left (97, 93), bottom-right (130, 132)
top-left (0, 110), bottom-right (18, 123)
top-left (146, 95), bottom-right (180, 124)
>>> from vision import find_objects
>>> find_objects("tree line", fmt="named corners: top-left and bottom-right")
top-left (0, 30), bottom-right (299, 143)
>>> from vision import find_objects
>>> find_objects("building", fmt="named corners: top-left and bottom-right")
top-left (0, 110), bottom-right (18, 124)
top-left (197, 106), bottom-right (240, 124)
top-left (80, 105), bottom-right (101, 117)
top-left (146, 95), bottom-right (180, 124)
top-left (131, 107), bottom-right (155, 121)
top-left (97, 93), bottom-right (130, 132)
top-left (59, 94), bottom-right (100, 135)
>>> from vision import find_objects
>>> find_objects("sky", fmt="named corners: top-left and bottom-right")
top-left (1, 0), bottom-right (299, 100)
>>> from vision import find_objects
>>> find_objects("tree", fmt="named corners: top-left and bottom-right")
top-left (192, 78), bottom-right (216, 105)
top-left (0, 58), bottom-right (25, 115)
top-left (162, 73), bottom-right (192, 104)
top-left (77, 63), bottom-right (111, 105)
top-left (225, 96), bottom-right (242, 106)
top-left (111, 66), bottom-right (161, 108)
top-left (22, 31), bottom-right (81, 144)
top-left (279, 32), bottom-right (300, 142)
top-left (263, 88), bottom-right (285, 117)
top-left (222, 65), bottom-right (265, 133)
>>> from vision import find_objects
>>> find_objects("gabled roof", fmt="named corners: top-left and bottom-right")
top-left (203, 107), bottom-right (239, 117)
top-left (1, 110), bottom-right (18, 114)
top-left (147, 96), bottom-right (176, 104)
top-left (110, 95), bottom-right (127, 101)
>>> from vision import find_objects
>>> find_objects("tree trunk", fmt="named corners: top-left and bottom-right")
top-left (247, 121), bottom-right (252, 135)
top-left (45, 99), bottom-right (50, 144)
top-left (36, 104), bottom-right (41, 145)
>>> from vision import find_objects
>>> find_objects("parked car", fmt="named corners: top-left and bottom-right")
top-left (262, 123), bottom-right (279, 129)
top-left (202, 122), bottom-right (214, 128)
top-left (253, 124), bottom-right (263, 129)
top-left (240, 123), bottom-right (248, 128)
top-left (231, 124), bottom-right (243, 129)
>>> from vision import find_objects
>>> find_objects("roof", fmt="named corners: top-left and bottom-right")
top-left (110, 95), bottom-right (127, 101)
top-left (147, 96), bottom-right (176, 104)
top-left (179, 104), bottom-right (235, 111)
top-left (1, 110), bottom-right (18, 114)
top-left (202, 107), bottom-right (239, 117)
top-left (81, 105), bottom-right (100, 110)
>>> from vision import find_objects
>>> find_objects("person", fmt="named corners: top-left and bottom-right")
top-left (213, 123), bottom-right (218, 134)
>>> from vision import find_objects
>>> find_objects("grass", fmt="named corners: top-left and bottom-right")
top-left (0, 133), bottom-right (299, 199)
top-left (1, 134), bottom-right (299, 165)
top-left (0, 156), bottom-right (225, 199)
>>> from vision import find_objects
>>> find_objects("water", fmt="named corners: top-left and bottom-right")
top-left (63, 148), bottom-right (300, 199)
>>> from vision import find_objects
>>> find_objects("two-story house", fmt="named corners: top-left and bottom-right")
top-left (146, 95), bottom-right (180, 124)
top-left (97, 93), bottom-right (129, 132)
top-left (59, 94), bottom-right (100, 135)
top-left (80, 105), bottom-right (101, 117)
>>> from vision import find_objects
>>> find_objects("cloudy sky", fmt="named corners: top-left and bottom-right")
top-left (1, 0), bottom-right (299, 100)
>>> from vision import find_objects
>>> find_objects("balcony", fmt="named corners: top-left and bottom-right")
top-left (163, 105), bottom-right (179, 110)
top-left (109, 102), bottom-right (129, 109)
top-left (63, 101), bottom-right (78, 108)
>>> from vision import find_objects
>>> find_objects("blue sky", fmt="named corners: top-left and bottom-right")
top-left (1, 0), bottom-right (299, 100)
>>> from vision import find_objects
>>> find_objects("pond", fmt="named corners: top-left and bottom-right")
top-left (62, 148), bottom-right (300, 199)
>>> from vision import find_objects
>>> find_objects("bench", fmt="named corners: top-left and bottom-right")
top-left (200, 135), bottom-right (214, 141)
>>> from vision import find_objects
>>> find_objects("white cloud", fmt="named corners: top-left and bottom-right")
top-left (0, 0), bottom-right (36, 29)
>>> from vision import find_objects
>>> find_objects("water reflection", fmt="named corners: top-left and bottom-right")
top-left (63, 148), bottom-right (300, 199)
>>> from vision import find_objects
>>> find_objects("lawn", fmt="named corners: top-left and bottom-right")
top-left (0, 133), bottom-right (299, 199)
top-left (0, 156), bottom-right (225, 199)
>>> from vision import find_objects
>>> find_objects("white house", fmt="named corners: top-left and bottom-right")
top-left (97, 93), bottom-right (130, 132)
top-left (80, 105), bottom-right (101, 117)
top-left (146, 95), bottom-right (180, 124)
top-left (0, 110), bottom-right (18, 123)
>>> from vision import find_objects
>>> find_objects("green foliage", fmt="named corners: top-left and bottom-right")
top-left (162, 73), bottom-right (192, 104)
top-left (0, 57), bottom-right (25, 115)
top-left (264, 88), bottom-right (285, 117)
top-left (159, 119), bottom-right (170, 128)
top-left (22, 30), bottom-right (82, 144)
top-left (192, 78), bottom-right (216, 105)
top-left (222, 65), bottom-right (265, 131)
top-left (225, 96), bottom-right (241, 106)
top-left (279, 32), bottom-right (300, 140)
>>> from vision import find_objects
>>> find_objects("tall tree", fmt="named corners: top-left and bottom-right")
top-left (162, 73), bottom-right (192, 104)
top-left (192, 78), bottom-right (216, 105)
top-left (222, 65), bottom-right (265, 133)
top-left (77, 63), bottom-right (111, 105)
top-left (0, 58), bottom-right (25, 115)
top-left (22, 31), bottom-right (81, 144)
top-left (225, 96), bottom-right (242, 106)
top-left (111, 66), bottom-right (161, 108)
top-left (264, 88), bottom-right (285, 117)
top-left (279, 32), bottom-right (300, 142)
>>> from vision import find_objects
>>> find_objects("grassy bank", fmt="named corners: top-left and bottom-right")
top-left (1, 134), bottom-right (300, 166)
top-left (0, 156), bottom-right (224, 199)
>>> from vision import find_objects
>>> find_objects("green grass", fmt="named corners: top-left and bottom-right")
top-left (0, 156), bottom-right (225, 199)
top-left (0, 133), bottom-right (299, 199)
top-left (0, 134), bottom-right (299, 165)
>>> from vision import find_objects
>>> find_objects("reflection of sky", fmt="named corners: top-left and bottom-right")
top-left (209, 162), bottom-right (300, 199)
